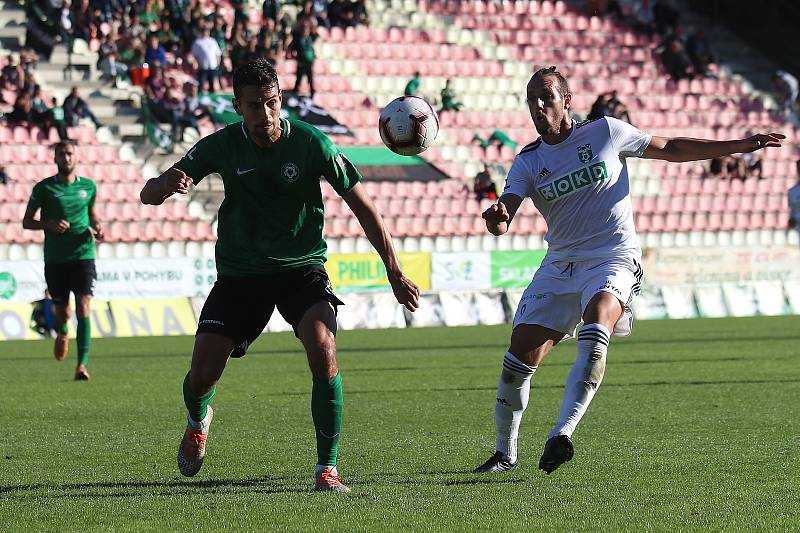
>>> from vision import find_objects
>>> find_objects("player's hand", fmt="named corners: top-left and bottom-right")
top-left (92, 225), bottom-right (105, 241)
top-left (388, 271), bottom-right (420, 312)
top-left (482, 202), bottom-right (510, 224)
top-left (744, 132), bottom-right (785, 152)
top-left (162, 167), bottom-right (192, 195)
top-left (46, 219), bottom-right (70, 233)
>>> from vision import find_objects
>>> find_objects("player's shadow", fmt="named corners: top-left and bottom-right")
top-left (0, 475), bottom-right (309, 500)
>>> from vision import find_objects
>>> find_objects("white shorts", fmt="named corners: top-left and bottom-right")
top-left (512, 256), bottom-right (643, 337)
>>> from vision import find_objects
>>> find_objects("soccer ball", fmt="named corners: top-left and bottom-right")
top-left (378, 96), bottom-right (439, 156)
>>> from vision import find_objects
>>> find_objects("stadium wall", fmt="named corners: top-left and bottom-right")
top-left (1, 247), bottom-right (799, 340)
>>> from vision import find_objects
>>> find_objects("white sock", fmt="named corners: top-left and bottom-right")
top-left (315, 464), bottom-right (337, 475)
top-left (187, 410), bottom-right (212, 433)
top-left (549, 323), bottom-right (610, 439)
top-left (495, 352), bottom-right (537, 463)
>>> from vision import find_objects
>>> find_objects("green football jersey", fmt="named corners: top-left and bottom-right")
top-left (26, 176), bottom-right (97, 264)
top-left (174, 118), bottom-right (361, 276)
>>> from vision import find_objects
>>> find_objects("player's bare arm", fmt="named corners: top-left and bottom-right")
top-left (140, 167), bottom-right (192, 205)
top-left (22, 206), bottom-right (70, 233)
top-left (342, 182), bottom-right (420, 312)
top-left (88, 205), bottom-right (104, 241)
top-left (482, 193), bottom-right (523, 236)
top-left (643, 132), bottom-right (785, 162)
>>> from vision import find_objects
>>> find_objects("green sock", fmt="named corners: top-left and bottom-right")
top-left (183, 372), bottom-right (215, 423)
top-left (311, 373), bottom-right (343, 467)
top-left (59, 322), bottom-right (68, 335)
top-left (76, 316), bottom-right (90, 366)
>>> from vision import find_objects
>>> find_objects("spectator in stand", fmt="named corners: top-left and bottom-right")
top-left (144, 64), bottom-right (177, 125)
top-left (788, 160), bottom-right (800, 236)
top-left (404, 72), bottom-right (421, 96)
top-left (211, 15), bottom-right (228, 54)
top-left (652, 0), bottom-right (679, 35)
top-left (144, 33), bottom-right (168, 67)
top-left (632, 0), bottom-right (656, 35)
top-left (156, 19), bottom-right (181, 56)
top-left (686, 29), bottom-right (715, 77)
top-left (706, 155), bottom-right (744, 180)
top-left (0, 165), bottom-right (8, 185)
top-left (258, 17), bottom-right (284, 63)
top-left (51, 97), bottom-right (69, 141)
top-left (771, 70), bottom-right (799, 115)
top-left (30, 85), bottom-right (56, 137)
top-left (263, 0), bottom-right (281, 24)
top-left (63, 86), bottom-right (102, 129)
top-left (587, 90), bottom-right (633, 124)
top-left (473, 164), bottom-right (498, 201)
top-left (287, 24), bottom-right (318, 99)
top-left (473, 130), bottom-right (518, 152)
top-left (174, 81), bottom-right (219, 141)
top-left (1, 55), bottom-right (24, 91)
top-left (351, 0), bottom-right (369, 26)
top-left (191, 26), bottom-right (223, 94)
top-left (70, 0), bottom-right (94, 42)
top-left (295, 1), bottom-right (319, 32)
top-left (7, 90), bottom-right (32, 126)
top-left (328, 0), bottom-right (352, 28)
top-left (97, 33), bottom-right (127, 86)
top-left (439, 79), bottom-right (464, 113)
top-left (660, 39), bottom-right (693, 81)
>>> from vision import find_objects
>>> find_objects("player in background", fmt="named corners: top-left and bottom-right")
top-left (788, 160), bottom-right (800, 240)
top-left (23, 141), bottom-right (104, 381)
top-left (140, 59), bottom-right (420, 492)
top-left (475, 66), bottom-right (784, 475)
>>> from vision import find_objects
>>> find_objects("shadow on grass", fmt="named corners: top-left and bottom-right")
top-left (0, 475), bottom-right (310, 499)
top-left (258, 377), bottom-right (800, 397)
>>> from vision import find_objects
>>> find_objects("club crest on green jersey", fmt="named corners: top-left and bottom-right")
top-left (577, 143), bottom-right (593, 163)
top-left (281, 162), bottom-right (300, 183)
top-left (78, 190), bottom-right (88, 199)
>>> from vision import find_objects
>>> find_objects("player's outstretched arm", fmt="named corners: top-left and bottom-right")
top-left (642, 132), bottom-right (785, 162)
top-left (342, 182), bottom-right (420, 312)
top-left (140, 167), bottom-right (192, 205)
top-left (482, 193), bottom-right (523, 236)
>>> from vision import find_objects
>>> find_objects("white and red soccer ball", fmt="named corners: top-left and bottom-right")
top-left (378, 96), bottom-right (439, 156)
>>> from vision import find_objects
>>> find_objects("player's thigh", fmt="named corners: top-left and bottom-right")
top-left (69, 259), bottom-right (97, 298)
top-left (197, 277), bottom-right (276, 357)
top-left (44, 262), bottom-right (71, 305)
top-left (509, 323), bottom-right (565, 367)
top-left (512, 261), bottom-right (583, 342)
top-left (580, 257), bottom-right (642, 331)
top-left (275, 265), bottom-right (343, 338)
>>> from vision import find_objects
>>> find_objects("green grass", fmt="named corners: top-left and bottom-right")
top-left (1, 316), bottom-right (799, 532)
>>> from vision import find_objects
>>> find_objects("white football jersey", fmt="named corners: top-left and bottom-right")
top-left (789, 182), bottom-right (800, 228)
top-left (504, 116), bottom-right (651, 264)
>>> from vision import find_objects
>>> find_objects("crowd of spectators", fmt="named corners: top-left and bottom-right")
top-left (19, 0), bottom-right (371, 146)
top-left (587, 90), bottom-right (632, 124)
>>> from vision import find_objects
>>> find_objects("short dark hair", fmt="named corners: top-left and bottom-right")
top-left (532, 66), bottom-right (570, 97)
top-left (53, 140), bottom-right (76, 152)
top-left (232, 59), bottom-right (280, 99)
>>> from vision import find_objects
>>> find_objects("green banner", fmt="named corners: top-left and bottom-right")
top-left (142, 104), bottom-right (174, 152)
top-left (198, 93), bottom-right (240, 125)
top-left (490, 250), bottom-right (547, 288)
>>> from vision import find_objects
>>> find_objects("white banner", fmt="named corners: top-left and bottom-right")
top-left (431, 252), bottom-right (491, 290)
top-left (0, 258), bottom-right (217, 302)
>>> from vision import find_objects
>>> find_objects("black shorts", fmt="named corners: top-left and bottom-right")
top-left (196, 264), bottom-right (344, 356)
top-left (44, 259), bottom-right (97, 304)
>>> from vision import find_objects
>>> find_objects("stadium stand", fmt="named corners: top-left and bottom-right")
top-left (0, 0), bottom-right (798, 261)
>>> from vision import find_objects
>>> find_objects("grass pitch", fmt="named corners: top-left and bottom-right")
top-left (1, 316), bottom-right (799, 532)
